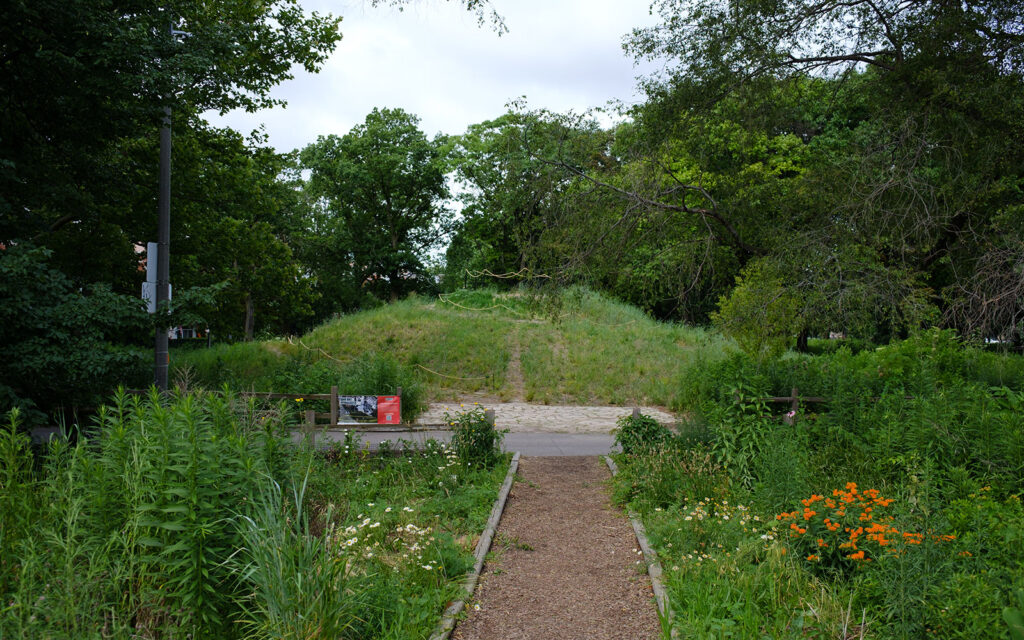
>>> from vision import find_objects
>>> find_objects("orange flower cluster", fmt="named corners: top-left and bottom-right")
top-left (776, 483), bottom-right (953, 566)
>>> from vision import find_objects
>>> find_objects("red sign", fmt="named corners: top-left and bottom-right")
top-left (377, 396), bottom-right (401, 424)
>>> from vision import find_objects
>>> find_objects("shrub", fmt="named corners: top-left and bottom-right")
top-left (0, 390), bottom-right (289, 638)
top-left (614, 412), bottom-right (673, 456)
top-left (710, 260), bottom-right (803, 361)
top-left (610, 441), bottom-right (726, 509)
top-left (178, 349), bottom-right (426, 422)
top-left (446, 406), bottom-right (506, 469)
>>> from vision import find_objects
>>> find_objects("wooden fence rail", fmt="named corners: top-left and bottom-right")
top-left (126, 385), bottom-right (401, 431)
top-left (750, 387), bottom-right (828, 424)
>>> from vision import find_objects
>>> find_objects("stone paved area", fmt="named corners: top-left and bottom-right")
top-left (415, 401), bottom-right (677, 433)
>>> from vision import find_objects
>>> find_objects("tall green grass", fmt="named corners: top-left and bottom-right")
top-left (176, 344), bottom-right (428, 421)
top-left (520, 291), bottom-right (729, 406)
top-left (0, 394), bottom-right (508, 639)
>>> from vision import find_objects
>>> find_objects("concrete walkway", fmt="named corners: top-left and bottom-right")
top-left (298, 429), bottom-right (618, 457)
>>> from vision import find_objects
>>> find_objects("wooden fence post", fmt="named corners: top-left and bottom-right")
top-left (632, 407), bottom-right (641, 419)
top-left (485, 409), bottom-right (495, 427)
top-left (305, 409), bottom-right (317, 447)
top-left (330, 385), bottom-right (339, 426)
top-left (785, 387), bottom-right (799, 425)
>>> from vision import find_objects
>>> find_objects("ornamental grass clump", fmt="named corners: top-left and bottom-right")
top-left (777, 483), bottom-right (954, 575)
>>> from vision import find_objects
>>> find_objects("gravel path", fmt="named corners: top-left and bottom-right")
top-left (451, 456), bottom-right (662, 640)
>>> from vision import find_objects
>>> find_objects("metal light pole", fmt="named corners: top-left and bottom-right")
top-left (154, 104), bottom-right (171, 391)
top-left (153, 20), bottom-right (189, 391)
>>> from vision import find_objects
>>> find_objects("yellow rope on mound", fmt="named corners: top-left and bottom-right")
top-left (286, 336), bottom-right (348, 364)
top-left (465, 267), bottom-right (551, 280)
top-left (437, 293), bottom-right (527, 316)
top-left (415, 363), bottom-right (492, 380)
top-left (588, 319), bottom-right (637, 328)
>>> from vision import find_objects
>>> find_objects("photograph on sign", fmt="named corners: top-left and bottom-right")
top-left (338, 395), bottom-right (378, 423)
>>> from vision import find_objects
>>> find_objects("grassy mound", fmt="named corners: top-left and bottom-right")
top-left (174, 288), bottom-right (733, 414)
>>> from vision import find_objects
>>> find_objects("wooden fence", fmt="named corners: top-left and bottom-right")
top-left (127, 385), bottom-right (404, 430)
top-left (754, 387), bottom-right (827, 424)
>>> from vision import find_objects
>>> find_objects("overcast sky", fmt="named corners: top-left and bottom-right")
top-left (204, 1), bottom-right (662, 152)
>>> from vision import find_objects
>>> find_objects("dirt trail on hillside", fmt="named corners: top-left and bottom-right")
top-left (452, 456), bottom-right (662, 640)
top-left (505, 328), bottom-right (526, 401)
top-left (415, 401), bottom-right (676, 433)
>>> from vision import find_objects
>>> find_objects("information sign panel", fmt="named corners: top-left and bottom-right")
top-left (337, 395), bottom-right (402, 425)
top-left (377, 396), bottom-right (401, 424)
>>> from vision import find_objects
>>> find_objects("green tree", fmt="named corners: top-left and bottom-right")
top-left (0, 0), bottom-right (341, 419)
top-left (1, 0), bottom-right (343, 251)
top-left (623, 0), bottom-right (1024, 340)
top-left (0, 245), bottom-right (149, 426)
top-left (300, 108), bottom-right (451, 307)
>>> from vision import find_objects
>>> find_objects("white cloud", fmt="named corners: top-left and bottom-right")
top-left (204, 0), bottom-right (660, 151)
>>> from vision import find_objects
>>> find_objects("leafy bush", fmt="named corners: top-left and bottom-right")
top-left (610, 442), bottom-right (726, 510)
top-left (1, 390), bottom-right (286, 637)
top-left (711, 260), bottom-right (802, 361)
top-left (178, 348), bottom-right (426, 421)
top-left (612, 330), bottom-right (1024, 639)
top-left (446, 406), bottom-right (507, 469)
top-left (613, 411), bottom-right (673, 455)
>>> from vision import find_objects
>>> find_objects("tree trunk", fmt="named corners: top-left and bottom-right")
top-left (244, 292), bottom-right (255, 341)
top-left (796, 327), bottom-right (809, 353)
top-left (389, 271), bottom-right (399, 303)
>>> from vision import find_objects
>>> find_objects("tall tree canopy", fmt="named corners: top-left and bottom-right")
top-left (622, 0), bottom-right (1024, 343)
top-left (444, 0), bottom-right (1023, 347)
top-left (300, 108), bottom-right (451, 309)
top-left (0, 0), bottom-right (342, 422)
top-left (0, 0), bottom-right (342, 246)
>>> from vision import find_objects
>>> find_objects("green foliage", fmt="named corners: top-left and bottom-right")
top-left (611, 442), bottom-right (726, 511)
top-left (1, 390), bottom-right (509, 638)
top-left (177, 345), bottom-right (427, 422)
top-left (161, 124), bottom-right (317, 339)
top-left (0, 391), bottom-right (284, 637)
top-left (712, 259), bottom-right (803, 360)
top-left (446, 406), bottom-right (507, 469)
top-left (236, 471), bottom-right (372, 640)
top-left (300, 108), bottom-right (451, 311)
top-left (0, 244), bottom-right (149, 426)
top-left (613, 412), bottom-right (673, 456)
top-left (1005, 589), bottom-right (1024, 640)
top-left (613, 332), bottom-right (1024, 639)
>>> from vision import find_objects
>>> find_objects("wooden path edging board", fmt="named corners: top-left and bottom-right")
top-left (604, 456), bottom-right (680, 639)
top-left (430, 452), bottom-right (522, 640)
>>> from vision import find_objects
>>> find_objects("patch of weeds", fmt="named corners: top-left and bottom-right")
top-left (497, 532), bottom-right (533, 551)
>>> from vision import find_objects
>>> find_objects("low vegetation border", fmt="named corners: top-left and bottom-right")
top-left (430, 452), bottom-right (522, 640)
top-left (605, 455), bottom-right (678, 639)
